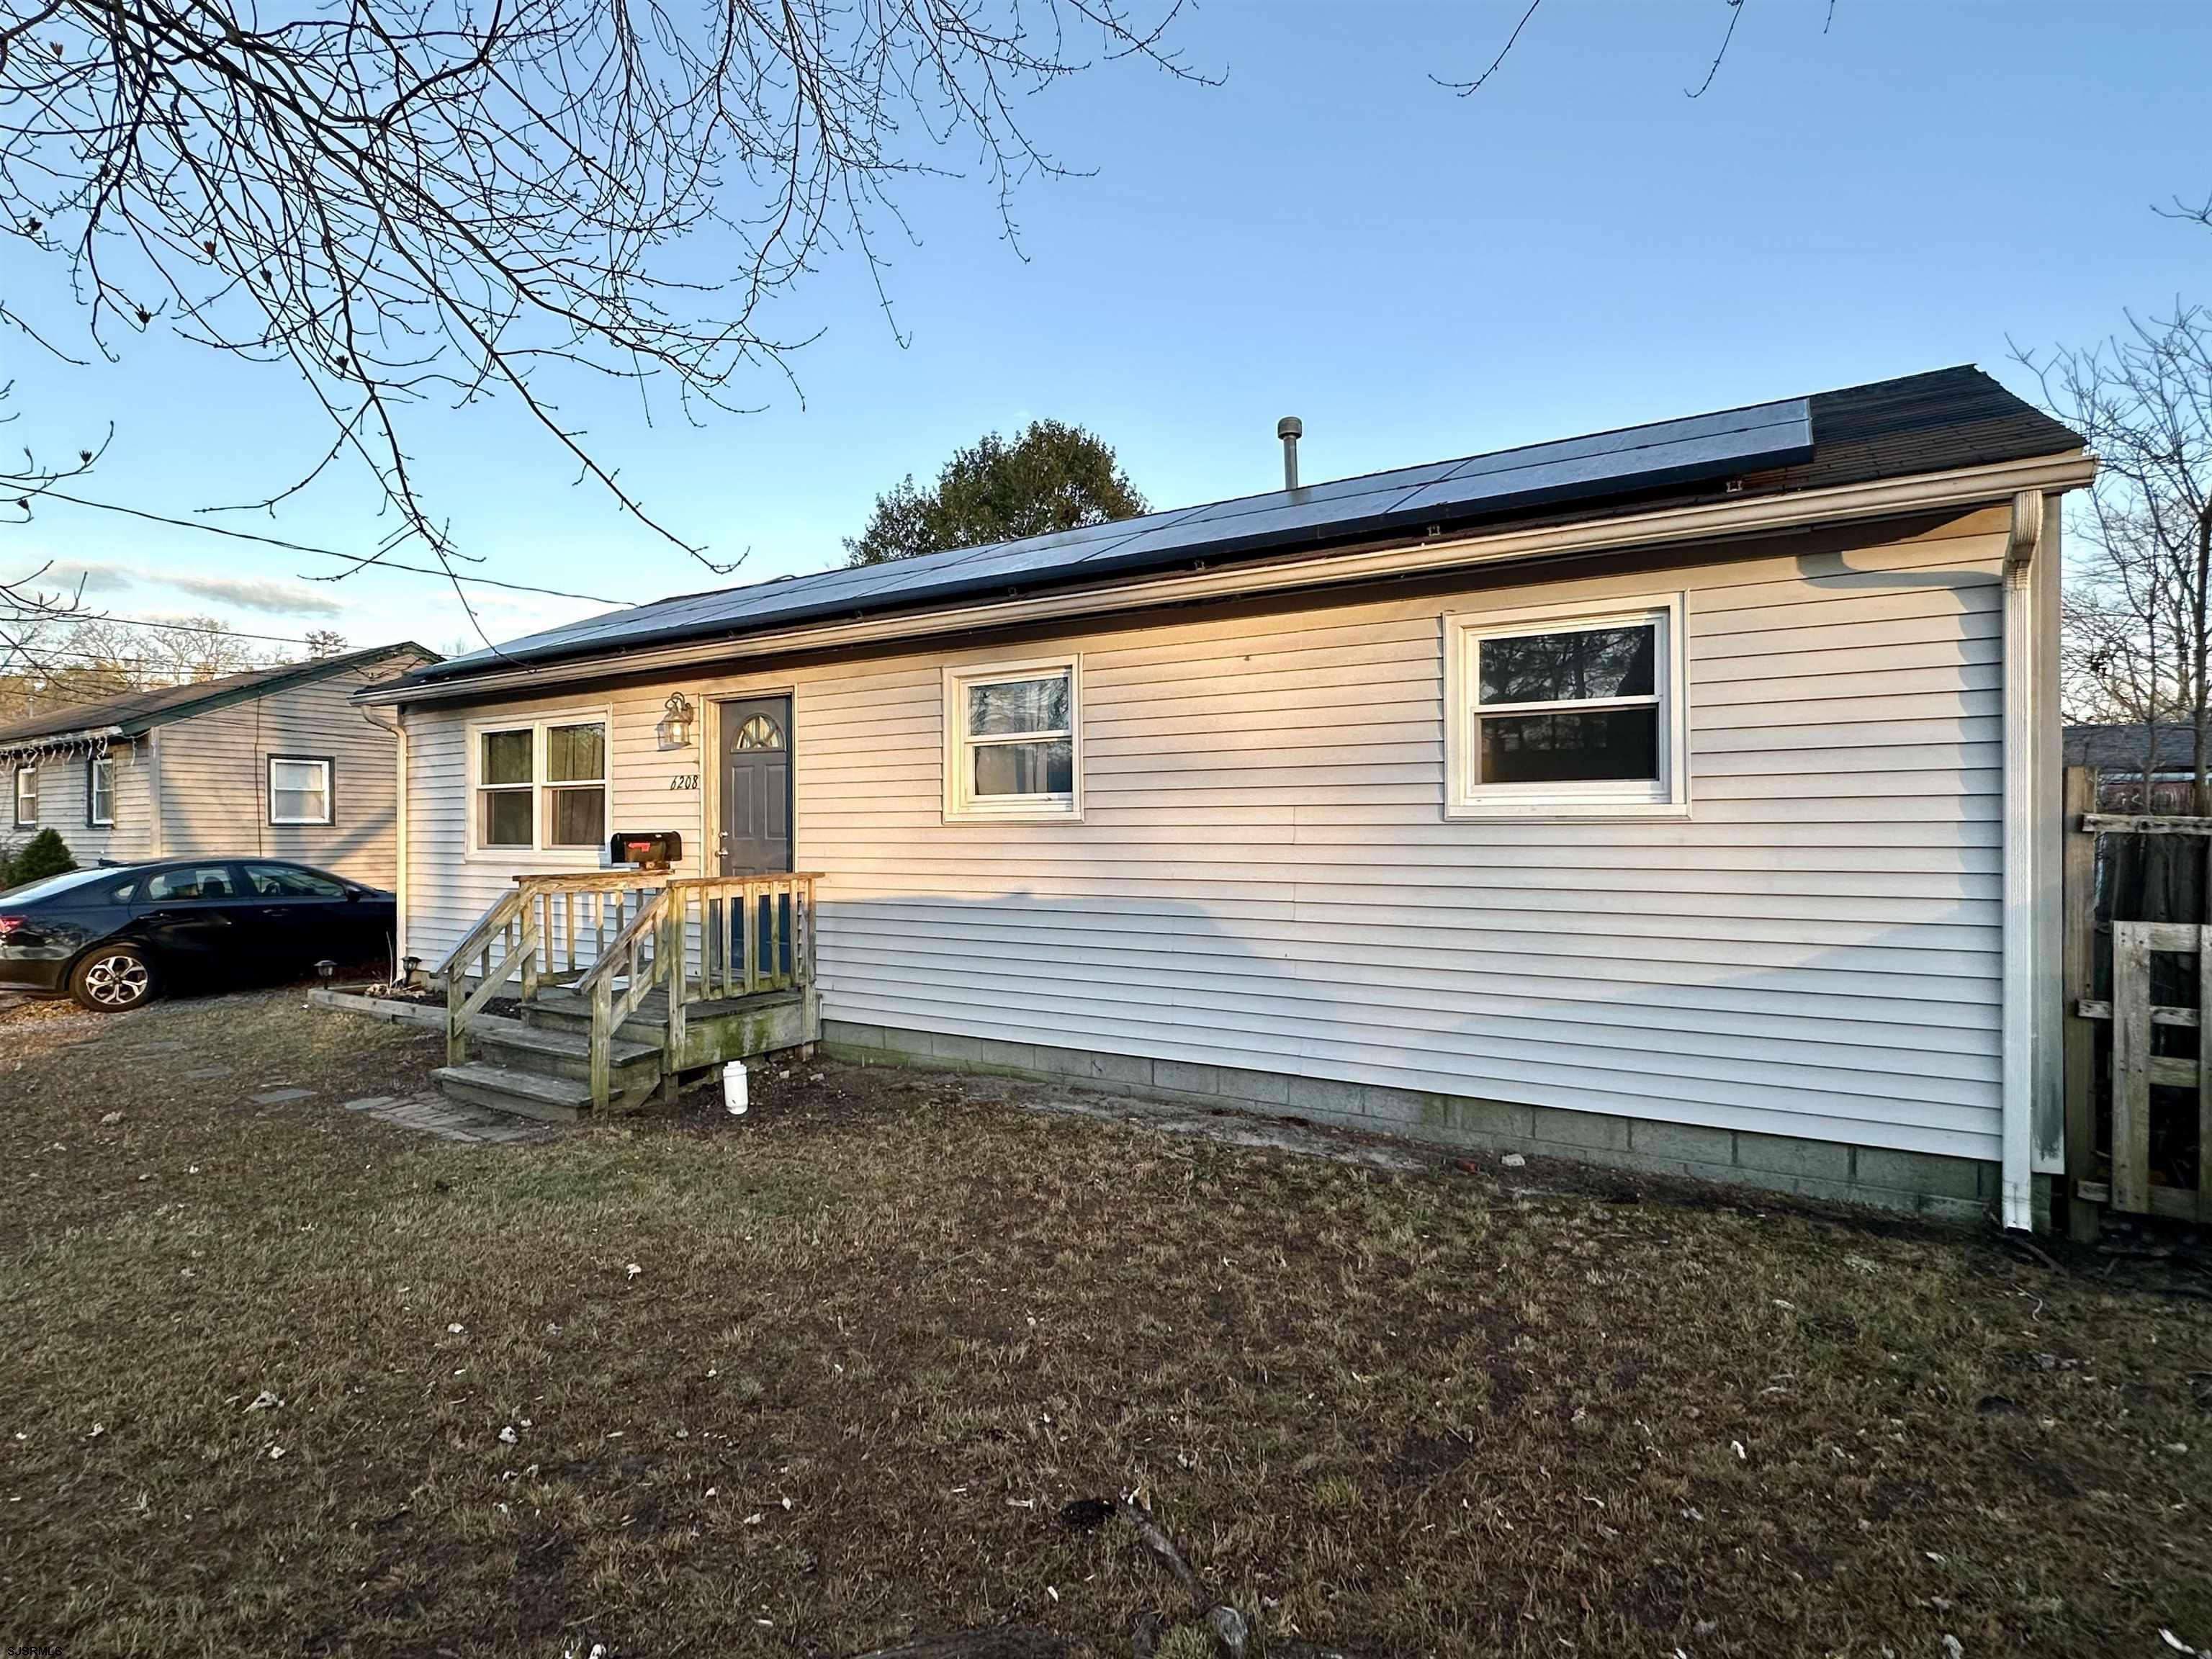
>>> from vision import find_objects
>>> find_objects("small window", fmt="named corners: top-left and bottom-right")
top-left (544, 721), bottom-right (607, 848)
top-left (145, 865), bottom-right (235, 901)
top-left (268, 756), bottom-right (333, 826)
top-left (944, 660), bottom-right (1079, 821)
top-left (471, 714), bottom-right (609, 855)
top-left (1445, 598), bottom-right (1687, 819)
top-left (478, 727), bottom-right (534, 848)
top-left (734, 713), bottom-right (784, 750)
top-left (13, 763), bottom-right (36, 827)
top-left (86, 753), bottom-right (114, 827)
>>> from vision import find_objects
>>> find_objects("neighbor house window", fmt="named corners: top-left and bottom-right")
top-left (86, 753), bottom-right (114, 827)
top-left (267, 755), bottom-right (333, 826)
top-left (471, 714), bottom-right (609, 854)
top-left (1444, 596), bottom-right (1688, 819)
top-left (13, 763), bottom-right (35, 827)
top-left (943, 659), bottom-right (1080, 822)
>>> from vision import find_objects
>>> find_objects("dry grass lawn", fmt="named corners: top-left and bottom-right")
top-left (1, 989), bottom-right (2209, 1658)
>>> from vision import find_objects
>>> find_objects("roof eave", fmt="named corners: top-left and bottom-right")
top-left (0, 724), bottom-right (127, 757)
top-left (361, 447), bottom-right (2095, 710)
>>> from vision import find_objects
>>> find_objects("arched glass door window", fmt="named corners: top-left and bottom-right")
top-left (734, 713), bottom-right (784, 750)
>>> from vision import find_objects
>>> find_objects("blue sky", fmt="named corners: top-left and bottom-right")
top-left (6, 0), bottom-right (2207, 657)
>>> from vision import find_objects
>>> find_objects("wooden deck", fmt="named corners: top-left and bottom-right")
top-left (425, 871), bottom-right (822, 1120)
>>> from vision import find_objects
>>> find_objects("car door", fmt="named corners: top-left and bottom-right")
top-left (239, 863), bottom-right (363, 970)
top-left (133, 863), bottom-right (262, 984)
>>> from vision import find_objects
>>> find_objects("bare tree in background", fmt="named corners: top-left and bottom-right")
top-left (2018, 307), bottom-right (2212, 811)
top-left (0, 0), bottom-right (1197, 627)
top-left (0, 611), bottom-right (274, 721)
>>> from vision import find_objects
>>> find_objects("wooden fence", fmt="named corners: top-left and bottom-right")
top-left (2062, 765), bottom-right (2212, 1233)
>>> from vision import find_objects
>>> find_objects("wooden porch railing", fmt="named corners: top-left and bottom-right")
top-left (660, 873), bottom-right (817, 1072)
top-left (433, 871), bottom-right (672, 1068)
top-left (436, 870), bottom-right (820, 1112)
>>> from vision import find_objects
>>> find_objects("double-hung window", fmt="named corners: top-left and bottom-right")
top-left (267, 756), bottom-right (333, 826)
top-left (472, 715), bottom-right (608, 854)
top-left (13, 763), bottom-right (36, 827)
top-left (943, 660), bottom-right (1080, 822)
top-left (87, 753), bottom-right (114, 827)
top-left (1444, 597), bottom-right (1688, 818)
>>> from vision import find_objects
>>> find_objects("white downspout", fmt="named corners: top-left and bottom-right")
top-left (2001, 488), bottom-right (2046, 1232)
top-left (393, 709), bottom-right (409, 967)
top-left (356, 699), bottom-right (408, 969)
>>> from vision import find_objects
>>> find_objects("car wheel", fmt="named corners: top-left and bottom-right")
top-left (70, 945), bottom-right (156, 1012)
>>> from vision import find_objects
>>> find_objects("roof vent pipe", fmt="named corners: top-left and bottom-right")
top-left (1277, 415), bottom-right (1303, 490)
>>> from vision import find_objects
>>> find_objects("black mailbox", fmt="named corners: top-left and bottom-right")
top-left (610, 830), bottom-right (683, 871)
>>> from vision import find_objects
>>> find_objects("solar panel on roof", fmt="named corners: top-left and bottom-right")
top-left (410, 393), bottom-right (1822, 683)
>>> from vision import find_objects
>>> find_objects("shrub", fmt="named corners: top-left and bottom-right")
top-left (9, 828), bottom-right (76, 885)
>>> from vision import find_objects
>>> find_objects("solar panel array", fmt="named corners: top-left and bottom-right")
top-left (416, 395), bottom-right (1812, 681)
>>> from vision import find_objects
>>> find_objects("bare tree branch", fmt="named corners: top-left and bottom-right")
top-left (1686, 0), bottom-right (1747, 100)
top-left (2015, 307), bottom-right (2212, 811)
top-left (0, 0), bottom-right (1203, 614)
top-left (1431, 0), bottom-right (1543, 98)
top-left (1437, 0), bottom-right (1773, 101)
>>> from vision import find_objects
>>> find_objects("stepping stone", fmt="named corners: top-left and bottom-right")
top-left (252, 1087), bottom-right (313, 1105)
top-left (341, 1097), bottom-right (396, 1112)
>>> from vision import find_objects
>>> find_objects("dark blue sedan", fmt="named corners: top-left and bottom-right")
top-left (0, 860), bottom-right (396, 1011)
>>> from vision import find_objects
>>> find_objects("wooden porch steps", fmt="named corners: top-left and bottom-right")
top-left (467, 1012), bottom-right (663, 1080)
top-left (433, 1061), bottom-right (601, 1123)
top-left (427, 870), bottom-right (823, 1125)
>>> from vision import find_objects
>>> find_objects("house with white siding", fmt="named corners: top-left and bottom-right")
top-left (359, 368), bottom-right (2092, 1228)
top-left (0, 643), bottom-right (434, 885)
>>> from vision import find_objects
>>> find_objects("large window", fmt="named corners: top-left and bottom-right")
top-left (1444, 597), bottom-right (1687, 819)
top-left (13, 763), bottom-right (36, 827)
top-left (943, 660), bottom-right (1080, 822)
top-left (267, 755), bottom-right (333, 826)
top-left (86, 752), bottom-right (114, 827)
top-left (471, 714), bottom-right (609, 854)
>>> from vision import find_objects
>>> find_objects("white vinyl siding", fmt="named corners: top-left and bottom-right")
top-left (0, 741), bottom-right (153, 868)
top-left (399, 507), bottom-right (2011, 1163)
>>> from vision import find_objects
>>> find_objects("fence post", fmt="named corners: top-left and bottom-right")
top-left (2062, 765), bottom-right (2100, 1240)
top-left (2110, 920), bottom-right (2154, 1215)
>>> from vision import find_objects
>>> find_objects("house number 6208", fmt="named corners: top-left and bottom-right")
top-left (669, 773), bottom-right (700, 791)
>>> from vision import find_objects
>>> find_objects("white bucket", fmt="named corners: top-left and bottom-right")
top-left (722, 1062), bottom-right (749, 1115)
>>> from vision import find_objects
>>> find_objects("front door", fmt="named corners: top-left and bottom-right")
top-left (716, 696), bottom-right (792, 876)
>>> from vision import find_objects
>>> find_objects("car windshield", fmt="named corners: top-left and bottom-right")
top-left (1, 865), bottom-right (135, 904)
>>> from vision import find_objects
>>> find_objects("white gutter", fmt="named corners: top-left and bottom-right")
top-left (2000, 487), bottom-right (2049, 1233)
top-left (361, 451), bottom-right (2098, 707)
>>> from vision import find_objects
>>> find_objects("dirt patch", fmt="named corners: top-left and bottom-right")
top-left (1, 990), bottom-right (2211, 1657)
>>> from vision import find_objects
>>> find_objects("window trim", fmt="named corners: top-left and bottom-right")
top-left (1442, 593), bottom-right (1690, 821)
top-left (942, 656), bottom-right (1083, 824)
top-left (86, 751), bottom-right (114, 827)
top-left (464, 707), bottom-right (612, 861)
top-left (13, 761), bottom-right (36, 828)
top-left (266, 753), bottom-right (336, 827)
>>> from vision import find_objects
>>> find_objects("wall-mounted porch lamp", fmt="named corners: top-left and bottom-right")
top-left (657, 691), bottom-right (696, 750)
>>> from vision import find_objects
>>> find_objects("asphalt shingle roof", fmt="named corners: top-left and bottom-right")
top-left (0, 642), bottom-right (433, 750)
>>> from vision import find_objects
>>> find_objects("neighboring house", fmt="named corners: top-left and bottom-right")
top-left (0, 643), bottom-right (436, 884)
top-left (361, 367), bottom-right (2090, 1227)
top-left (2064, 721), bottom-right (2202, 812)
